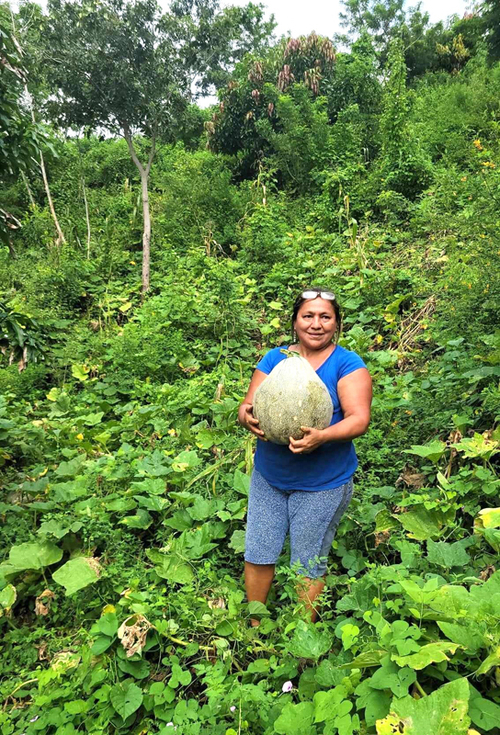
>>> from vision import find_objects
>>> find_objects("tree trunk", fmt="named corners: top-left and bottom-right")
top-left (122, 123), bottom-right (156, 296)
top-left (38, 145), bottom-right (66, 247)
top-left (81, 176), bottom-right (91, 258)
top-left (139, 168), bottom-right (151, 294)
top-left (21, 171), bottom-right (36, 210)
top-left (25, 87), bottom-right (67, 247)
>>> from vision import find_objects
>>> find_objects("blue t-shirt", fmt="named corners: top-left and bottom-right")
top-left (254, 345), bottom-right (367, 491)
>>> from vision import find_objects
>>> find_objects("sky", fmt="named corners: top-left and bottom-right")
top-left (224, 0), bottom-right (471, 40)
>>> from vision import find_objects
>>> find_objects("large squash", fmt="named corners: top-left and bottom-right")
top-left (253, 352), bottom-right (333, 445)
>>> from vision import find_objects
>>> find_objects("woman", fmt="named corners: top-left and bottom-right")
top-left (238, 288), bottom-right (372, 622)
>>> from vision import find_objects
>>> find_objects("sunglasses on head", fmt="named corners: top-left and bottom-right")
top-left (301, 290), bottom-right (336, 301)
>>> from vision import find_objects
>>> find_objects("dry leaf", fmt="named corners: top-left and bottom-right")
top-left (398, 467), bottom-right (426, 489)
top-left (117, 614), bottom-right (154, 658)
top-left (374, 531), bottom-right (390, 547)
top-left (479, 565), bottom-right (496, 581)
top-left (35, 589), bottom-right (55, 616)
top-left (85, 557), bottom-right (102, 577)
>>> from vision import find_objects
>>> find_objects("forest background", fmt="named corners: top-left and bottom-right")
top-left (1, 0), bottom-right (500, 733)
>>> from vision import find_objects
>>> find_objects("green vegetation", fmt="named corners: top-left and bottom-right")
top-left (0, 0), bottom-right (499, 733)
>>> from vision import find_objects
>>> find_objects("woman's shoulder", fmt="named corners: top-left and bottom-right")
top-left (331, 344), bottom-right (367, 377)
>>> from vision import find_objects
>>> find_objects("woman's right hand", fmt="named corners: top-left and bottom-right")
top-left (238, 402), bottom-right (266, 439)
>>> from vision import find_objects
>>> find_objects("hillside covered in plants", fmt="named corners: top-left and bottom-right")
top-left (1, 0), bottom-right (500, 733)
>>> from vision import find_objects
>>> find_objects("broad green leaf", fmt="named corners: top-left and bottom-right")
top-left (54, 456), bottom-right (86, 478)
top-left (452, 433), bottom-right (498, 461)
top-left (427, 539), bottom-right (470, 568)
top-left (135, 450), bottom-right (171, 477)
top-left (120, 510), bottom-right (152, 530)
top-left (80, 411), bottom-right (104, 426)
top-left (64, 699), bottom-right (89, 714)
top-left (169, 662), bottom-right (192, 688)
top-left (136, 494), bottom-right (169, 512)
top-left (234, 469), bottom-right (250, 496)
top-left (0, 584), bottom-right (16, 616)
top-left (38, 519), bottom-right (82, 538)
top-left (375, 509), bottom-right (399, 532)
top-left (287, 619), bottom-right (332, 660)
top-left (171, 450), bottom-right (201, 473)
top-left (247, 601), bottom-right (270, 617)
top-left (176, 525), bottom-right (218, 560)
top-left (369, 658), bottom-right (416, 698)
top-left (482, 527), bottom-right (500, 552)
top-left (274, 702), bottom-right (314, 734)
top-left (376, 678), bottom-right (470, 734)
top-left (430, 585), bottom-right (481, 619)
top-left (469, 685), bottom-right (500, 731)
top-left (146, 549), bottom-right (194, 585)
top-left (71, 363), bottom-right (90, 382)
top-left (215, 620), bottom-right (234, 637)
top-left (403, 440), bottom-right (447, 463)
top-left (337, 650), bottom-right (386, 669)
top-left (52, 557), bottom-right (100, 596)
top-left (130, 478), bottom-right (166, 495)
top-left (399, 577), bottom-right (439, 605)
top-left (355, 680), bottom-right (391, 728)
top-left (118, 658), bottom-right (150, 679)
top-left (97, 612), bottom-right (119, 637)
top-left (105, 497), bottom-right (137, 512)
top-left (395, 507), bottom-right (443, 540)
top-left (475, 507), bottom-right (500, 529)
top-left (90, 635), bottom-right (114, 655)
top-left (392, 641), bottom-right (459, 670)
top-left (163, 509), bottom-right (193, 531)
top-left (110, 679), bottom-right (143, 720)
top-left (437, 622), bottom-right (484, 653)
top-left (475, 646), bottom-right (500, 675)
top-left (9, 541), bottom-right (63, 571)
top-left (187, 496), bottom-right (214, 520)
top-left (228, 529), bottom-right (246, 553)
top-left (313, 685), bottom-right (347, 722)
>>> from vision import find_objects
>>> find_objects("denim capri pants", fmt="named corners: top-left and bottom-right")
top-left (245, 469), bottom-right (354, 578)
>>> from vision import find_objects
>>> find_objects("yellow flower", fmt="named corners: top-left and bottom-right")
top-left (473, 139), bottom-right (483, 150)
top-left (76, 433), bottom-right (84, 441)
top-left (168, 428), bottom-right (177, 437)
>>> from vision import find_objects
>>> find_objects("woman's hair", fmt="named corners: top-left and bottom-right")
top-left (291, 286), bottom-right (342, 343)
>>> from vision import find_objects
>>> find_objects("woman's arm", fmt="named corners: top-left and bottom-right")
top-left (289, 367), bottom-right (372, 454)
top-left (238, 369), bottom-right (268, 438)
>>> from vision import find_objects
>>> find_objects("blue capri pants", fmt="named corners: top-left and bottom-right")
top-left (245, 469), bottom-right (353, 578)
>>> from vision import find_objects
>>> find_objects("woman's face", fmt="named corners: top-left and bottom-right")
top-left (294, 298), bottom-right (337, 351)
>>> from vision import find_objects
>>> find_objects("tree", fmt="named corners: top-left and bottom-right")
top-left (338, 0), bottom-right (406, 62)
top-left (337, 0), bottom-right (472, 78)
top-left (377, 38), bottom-right (431, 199)
top-left (44, 0), bottom-right (274, 294)
top-left (207, 33), bottom-right (337, 180)
top-left (481, 0), bottom-right (500, 62)
top-left (0, 4), bottom-right (49, 252)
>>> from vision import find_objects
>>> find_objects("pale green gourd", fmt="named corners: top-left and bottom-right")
top-left (253, 352), bottom-right (333, 445)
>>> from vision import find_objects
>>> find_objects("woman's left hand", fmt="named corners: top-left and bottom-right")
top-left (288, 426), bottom-right (325, 454)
